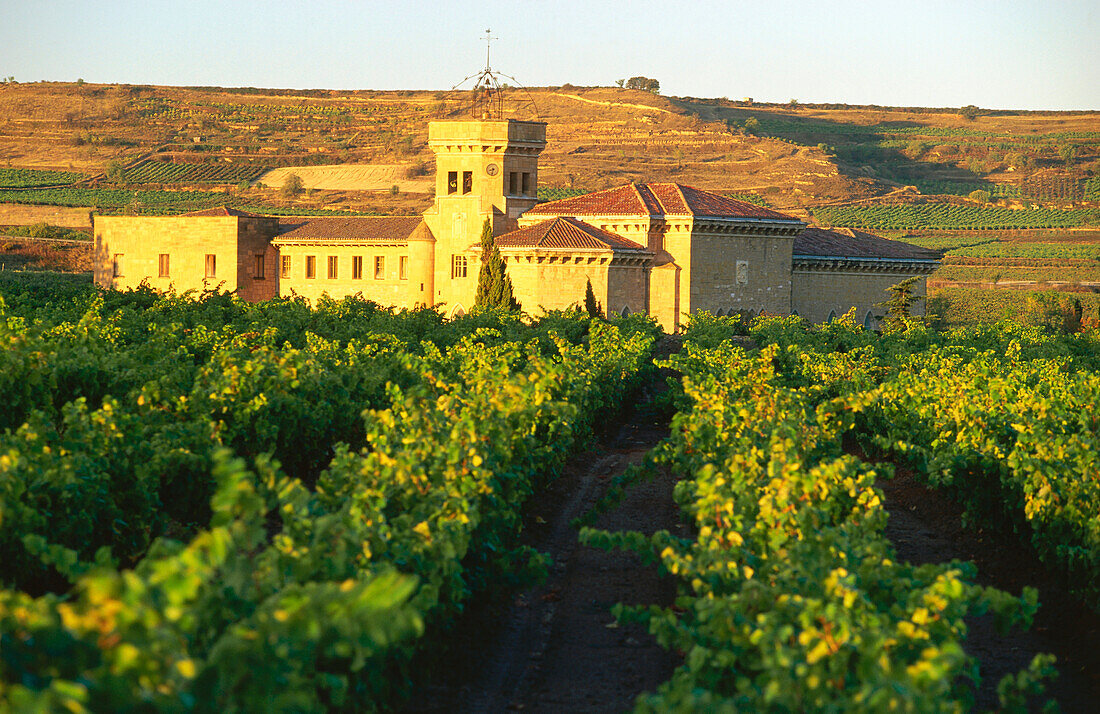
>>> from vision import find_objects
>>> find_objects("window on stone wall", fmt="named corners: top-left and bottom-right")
top-left (447, 171), bottom-right (458, 195)
top-left (204, 254), bottom-right (216, 278)
top-left (462, 171), bottom-right (473, 194)
top-left (113, 254), bottom-right (124, 277)
top-left (374, 256), bottom-right (385, 280)
top-left (352, 256), bottom-right (363, 280)
top-left (509, 172), bottom-right (519, 196)
top-left (451, 254), bottom-right (467, 278)
top-left (306, 255), bottom-right (316, 279)
top-left (158, 254), bottom-right (169, 278)
top-left (735, 260), bottom-right (749, 286)
top-left (281, 255), bottom-right (291, 278)
top-left (253, 254), bottom-right (265, 280)
top-left (327, 256), bottom-right (338, 279)
top-left (522, 172), bottom-right (532, 196)
top-left (399, 255), bottom-right (409, 280)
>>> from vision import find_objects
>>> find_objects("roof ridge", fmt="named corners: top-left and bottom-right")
top-left (671, 183), bottom-right (691, 214)
top-left (628, 183), bottom-right (648, 214)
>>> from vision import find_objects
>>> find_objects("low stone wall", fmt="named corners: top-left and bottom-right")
top-left (0, 204), bottom-right (93, 229)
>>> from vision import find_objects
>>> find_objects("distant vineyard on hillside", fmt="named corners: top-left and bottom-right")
top-left (537, 187), bottom-right (587, 202)
top-left (816, 204), bottom-right (1100, 230)
top-left (0, 168), bottom-right (87, 188)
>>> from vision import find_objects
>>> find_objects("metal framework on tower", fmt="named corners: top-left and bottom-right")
top-left (448, 29), bottom-right (539, 121)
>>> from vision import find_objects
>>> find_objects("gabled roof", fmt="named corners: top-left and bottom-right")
top-left (526, 183), bottom-right (798, 221)
top-left (495, 217), bottom-right (650, 252)
top-left (794, 227), bottom-right (942, 261)
top-left (273, 216), bottom-right (425, 244)
top-left (183, 206), bottom-right (265, 218)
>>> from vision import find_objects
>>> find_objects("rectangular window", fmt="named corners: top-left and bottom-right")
top-left (509, 171), bottom-right (519, 195)
top-left (305, 255), bottom-right (316, 279)
top-left (327, 255), bottom-right (338, 279)
top-left (462, 170), bottom-right (473, 194)
top-left (447, 171), bottom-right (458, 195)
top-left (158, 253), bottom-right (169, 278)
top-left (352, 255), bottom-right (363, 280)
top-left (399, 255), bottom-right (409, 280)
top-left (253, 254), bottom-right (265, 279)
top-left (204, 254), bottom-right (216, 278)
top-left (112, 253), bottom-right (124, 278)
top-left (451, 254), bottom-right (467, 279)
top-left (281, 255), bottom-right (291, 278)
top-left (374, 256), bottom-right (385, 280)
top-left (522, 172), bottom-right (532, 196)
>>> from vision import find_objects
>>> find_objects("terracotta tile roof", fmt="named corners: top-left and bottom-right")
top-left (273, 216), bottom-right (425, 243)
top-left (794, 227), bottom-right (943, 261)
top-left (182, 206), bottom-right (265, 218)
top-left (527, 183), bottom-right (798, 221)
top-left (495, 217), bottom-right (650, 252)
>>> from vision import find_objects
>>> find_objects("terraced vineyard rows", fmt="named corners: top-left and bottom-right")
top-left (0, 168), bottom-right (87, 188)
top-left (817, 204), bottom-right (1100, 230)
top-left (122, 159), bottom-right (268, 185)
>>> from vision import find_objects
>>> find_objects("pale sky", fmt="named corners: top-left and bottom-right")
top-left (2, 0), bottom-right (1096, 110)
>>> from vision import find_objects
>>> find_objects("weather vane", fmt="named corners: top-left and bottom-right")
top-left (446, 29), bottom-right (540, 121)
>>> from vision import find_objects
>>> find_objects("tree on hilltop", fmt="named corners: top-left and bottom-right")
top-left (474, 218), bottom-right (520, 311)
top-left (624, 77), bottom-right (660, 93)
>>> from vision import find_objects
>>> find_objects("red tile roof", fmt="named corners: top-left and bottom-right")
top-left (274, 216), bottom-right (425, 243)
top-left (527, 183), bottom-right (798, 221)
top-left (182, 206), bottom-right (265, 218)
top-left (495, 217), bottom-right (649, 252)
top-left (794, 227), bottom-right (942, 261)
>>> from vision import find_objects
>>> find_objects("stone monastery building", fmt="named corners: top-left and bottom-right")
top-left (94, 119), bottom-right (940, 331)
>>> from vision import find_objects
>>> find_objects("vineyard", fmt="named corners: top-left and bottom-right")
top-left (121, 159), bottom-right (268, 185)
top-left (575, 312), bottom-right (1100, 709)
top-left (0, 281), bottom-right (660, 711)
top-left (816, 204), bottom-right (1100, 230)
top-left (0, 187), bottom-right (369, 216)
top-left (0, 168), bottom-right (86, 188)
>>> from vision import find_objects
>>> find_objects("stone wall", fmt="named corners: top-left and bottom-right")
top-left (275, 243), bottom-right (411, 304)
top-left (791, 268), bottom-right (928, 325)
top-left (93, 216), bottom-right (242, 293)
top-left (0, 204), bottom-right (92, 229)
top-left (689, 231), bottom-right (793, 317)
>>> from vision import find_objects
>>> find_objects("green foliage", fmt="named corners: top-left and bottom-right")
top-left (0, 288), bottom-right (660, 710)
top-left (624, 76), bottom-right (660, 93)
top-left (959, 105), bottom-right (982, 121)
top-left (968, 188), bottom-right (991, 204)
top-left (2, 223), bottom-right (89, 241)
top-left (878, 276), bottom-right (923, 329)
top-left (473, 218), bottom-right (519, 311)
top-left (537, 186), bottom-right (587, 203)
top-left (583, 327), bottom-right (1054, 710)
top-left (122, 159), bottom-right (267, 185)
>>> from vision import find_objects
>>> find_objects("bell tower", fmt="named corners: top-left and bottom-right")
top-left (421, 119), bottom-right (546, 308)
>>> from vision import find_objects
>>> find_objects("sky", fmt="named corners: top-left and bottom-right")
top-left (2, 0), bottom-right (1097, 111)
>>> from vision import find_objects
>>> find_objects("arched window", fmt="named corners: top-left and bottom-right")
top-left (620, 305), bottom-right (631, 317)
top-left (827, 310), bottom-right (837, 322)
top-left (791, 309), bottom-right (799, 316)
top-left (715, 308), bottom-right (725, 317)
top-left (451, 304), bottom-right (466, 318)
top-left (863, 310), bottom-right (876, 330)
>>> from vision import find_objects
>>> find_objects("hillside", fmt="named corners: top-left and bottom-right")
top-left (3, 81), bottom-right (1095, 214)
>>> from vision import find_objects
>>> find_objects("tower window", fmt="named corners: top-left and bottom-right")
top-left (509, 172), bottom-right (519, 195)
top-left (352, 255), bottom-right (363, 279)
top-left (447, 171), bottom-right (458, 195)
top-left (281, 255), bottom-right (291, 278)
top-left (462, 171), bottom-right (473, 194)
top-left (374, 256), bottom-right (385, 280)
top-left (254, 254), bottom-right (265, 279)
top-left (451, 254), bottom-right (468, 278)
top-left (158, 254), bottom-right (169, 277)
top-left (522, 172), bottom-right (532, 196)
top-left (306, 255), bottom-right (316, 279)
top-left (327, 256), bottom-right (338, 279)
top-left (399, 255), bottom-right (409, 280)
top-left (205, 254), bottom-right (216, 278)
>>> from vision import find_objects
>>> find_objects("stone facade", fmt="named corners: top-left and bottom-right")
top-left (92, 119), bottom-right (941, 330)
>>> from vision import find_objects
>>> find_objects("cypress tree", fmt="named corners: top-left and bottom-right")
top-left (473, 218), bottom-right (520, 311)
top-left (583, 277), bottom-right (602, 318)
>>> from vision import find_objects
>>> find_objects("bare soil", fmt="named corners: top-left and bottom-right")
top-left (876, 462), bottom-right (1100, 712)
top-left (407, 367), bottom-right (681, 713)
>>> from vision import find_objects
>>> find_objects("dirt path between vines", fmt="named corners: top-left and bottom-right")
top-left (877, 463), bottom-right (1100, 712)
top-left (407, 361), bottom-right (682, 713)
